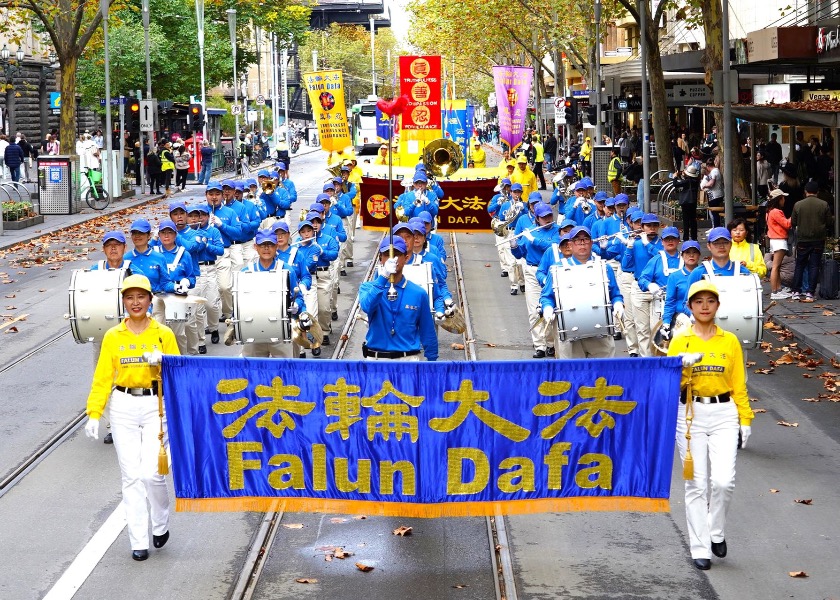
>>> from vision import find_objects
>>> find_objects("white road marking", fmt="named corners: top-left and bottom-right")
top-left (42, 503), bottom-right (127, 600)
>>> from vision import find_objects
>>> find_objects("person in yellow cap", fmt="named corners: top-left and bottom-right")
top-left (83, 274), bottom-right (180, 562)
top-left (511, 154), bottom-right (538, 198)
top-left (667, 280), bottom-right (753, 572)
top-left (471, 140), bottom-right (486, 169)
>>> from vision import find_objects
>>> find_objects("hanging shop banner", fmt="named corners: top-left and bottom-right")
top-left (493, 65), bottom-right (534, 154)
top-left (399, 55), bottom-right (442, 130)
top-left (303, 69), bottom-right (352, 152)
top-left (163, 356), bottom-right (682, 517)
top-left (359, 176), bottom-right (496, 232)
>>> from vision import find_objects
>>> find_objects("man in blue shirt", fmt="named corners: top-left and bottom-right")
top-left (151, 219), bottom-right (199, 353)
top-left (395, 172), bottom-right (439, 220)
top-left (206, 181), bottom-right (243, 321)
top-left (307, 212), bottom-right (340, 344)
top-left (417, 211), bottom-right (447, 263)
top-left (359, 237), bottom-right (438, 361)
top-left (621, 212), bottom-right (663, 357)
top-left (186, 203), bottom-right (224, 354)
top-left (661, 240), bottom-right (702, 340)
top-left (124, 218), bottom-right (171, 298)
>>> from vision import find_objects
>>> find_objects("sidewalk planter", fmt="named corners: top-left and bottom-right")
top-left (2, 214), bottom-right (45, 230)
top-left (2, 200), bottom-right (39, 225)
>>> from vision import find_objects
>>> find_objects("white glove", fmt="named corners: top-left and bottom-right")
top-left (680, 352), bottom-right (704, 367)
top-left (648, 282), bottom-right (661, 296)
top-left (288, 303), bottom-right (299, 315)
top-left (383, 257), bottom-right (399, 275)
top-left (177, 277), bottom-right (190, 294)
top-left (641, 234), bottom-right (650, 245)
top-left (542, 306), bottom-right (555, 324)
top-left (443, 298), bottom-right (455, 315)
top-left (84, 417), bottom-right (100, 440)
top-left (144, 349), bottom-right (163, 366)
top-left (435, 311), bottom-right (446, 322)
top-left (613, 301), bottom-right (625, 322)
top-left (625, 237), bottom-right (635, 249)
top-left (660, 324), bottom-right (672, 341)
top-left (740, 425), bottom-right (751, 448)
top-left (210, 214), bottom-right (222, 227)
top-left (599, 239), bottom-right (608, 250)
top-left (299, 312), bottom-right (312, 330)
top-left (509, 236), bottom-right (518, 249)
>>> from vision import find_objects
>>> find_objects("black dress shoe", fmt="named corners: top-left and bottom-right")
top-left (322, 335), bottom-right (331, 346)
top-left (613, 332), bottom-right (623, 341)
top-left (340, 269), bottom-right (347, 277)
top-left (298, 351), bottom-right (306, 359)
top-left (629, 353), bottom-right (639, 357)
top-left (546, 347), bottom-right (555, 357)
top-left (693, 558), bottom-right (711, 570)
top-left (311, 347), bottom-right (321, 357)
top-left (331, 311), bottom-right (338, 321)
top-left (219, 316), bottom-right (227, 323)
top-left (532, 349), bottom-right (546, 358)
top-left (153, 531), bottom-right (169, 548)
top-left (132, 549), bottom-right (149, 561)
top-left (346, 261), bottom-right (354, 267)
top-left (103, 433), bottom-right (113, 445)
top-left (519, 284), bottom-right (526, 292)
top-left (510, 287), bottom-right (518, 296)
top-left (198, 345), bottom-right (207, 355)
top-left (711, 540), bottom-right (727, 558)
top-left (501, 271), bottom-right (509, 278)
top-left (211, 330), bottom-right (220, 344)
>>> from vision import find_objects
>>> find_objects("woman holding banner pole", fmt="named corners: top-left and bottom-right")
top-left (667, 280), bottom-right (753, 571)
top-left (83, 274), bottom-right (180, 562)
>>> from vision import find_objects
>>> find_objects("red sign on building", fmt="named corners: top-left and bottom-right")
top-left (399, 55), bottom-right (442, 130)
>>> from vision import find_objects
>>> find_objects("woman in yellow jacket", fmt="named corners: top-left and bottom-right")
top-left (83, 274), bottom-right (180, 561)
top-left (471, 140), bottom-right (486, 168)
top-left (668, 280), bottom-right (753, 571)
top-left (727, 218), bottom-right (766, 278)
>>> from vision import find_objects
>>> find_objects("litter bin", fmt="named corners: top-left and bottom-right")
top-left (37, 155), bottom-right (81, 215)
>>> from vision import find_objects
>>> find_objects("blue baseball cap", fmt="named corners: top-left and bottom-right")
top-left (206, 181), bottom-right (223, 192)
top-left (276, 162), bottom-right (287, 170)
top-left (306, 211), bottom-right (323, 222)
top-left (221, 179), bottom-right (235, 189)
top-left (102, 230), bottom-right (126, 244)
top-left (408, 218), bottom-right (427, 234)
top-left (641, 213), bottom-right (660, 225)
top-left (418, 211), bottom-right (433, 224)
top-left (233, 181), bottom-right (245, 191)
top-left (316, 193), bottom-right (332, 203)
top-left (189, 203), bottom-right (210, 214)
top-left (528, 191), bottom-right (543, 202)
top-left (413, 172), bottom-right (428, 183)
top-left (559, 219), bottom-right (576, 229)
top-left (605, 197), bottom-right (616, 207)
top-left (168, 201), bottom-right (187, 213)
top-left (255, 230), bottom-right (278, 245)
top-left (257, 169), bottom-right (271, 178)
top-left (574, 181), bottom-right (588, 191)
top-left (661, 226), bottom-right (680, 239)
top-left (564, 167), bottom-right (575, 177)
top-left (269, 170), bottom-right (280, 179)
top-left (511, 183), bottom-right (523, 192)
top-left (298, 219), bottom-right (314, 230)
top-left (614, 193), bottom-right (630, 205)
top-left (415, 163), bottom-right (427, 172)
top-left (392, 223), bottom-right (413, 235)
top-left (534, 203), bottom-right (553, 218)
top-left (559, 233), bottom-right (571, 245)
top-left (569, 225), bottom-right (592, 239)
top-left (130, 218), bottom-right (151, 233)
top-left (708, 227), bottom-right (732, 242)
top-left (272, 221), bottom-right (290, 233)
top-left (528, 195), bottom-right (543, 205)
top-left (581, 177), bottom-right (594, 188)
top-left (308, 203), bottom-right (326, 213)
top-left (594, 191), bottom-right (609, 201)
top-left (158, 219), bottom-right (177, 232)
top-left (245, 178), bottom-right (258, 188)
top-left (500, 177), bottom-right (512, 186)
top-left (379, 237), bottom-right (407, 254)
top-left (322, 182), bottom-right (335, 192)
top-left (332, 176), bottom-right (344, 185)
top-left (340, 165), bottom-right (351, 172)
top-left (681, 240), bottom-right (701, 253)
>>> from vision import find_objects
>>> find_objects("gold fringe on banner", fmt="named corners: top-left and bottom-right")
top-left (176, 496), bottom-right (669, 517)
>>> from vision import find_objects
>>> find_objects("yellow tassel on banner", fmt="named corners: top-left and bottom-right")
top-left (158, 440), bottom-right (170, 476)
top-left (682, 369), bottom-right (695, 481)
top-left (683, 435), bottom-right (694, 480)
top-left (154, 364), bottom-right (169, 476)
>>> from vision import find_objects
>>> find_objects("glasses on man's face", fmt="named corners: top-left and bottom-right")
top-left (571, 237), bottom-right (592, 246)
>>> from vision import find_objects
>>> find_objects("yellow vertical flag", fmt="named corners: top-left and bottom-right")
top-left (303, 70), bottom-right (353, 153)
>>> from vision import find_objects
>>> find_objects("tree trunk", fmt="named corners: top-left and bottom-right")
top-left (59, 53), bottom-right (78, 156)
top-left (645, 23), bottom-right (674, 179)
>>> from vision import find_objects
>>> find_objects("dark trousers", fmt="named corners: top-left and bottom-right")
top-left (707, 197), bottom-right (723, 227)
top-left (681, 202), bottom-right (698, 241)
top-left (793, 240), bottom-right (824, 294)
top-left (9, 165), bottom-right (20, 182)
top-left (534, 161), bottom-right (546, 189)
top-left (175, 168), bottom-right (188, 189)
top-left (161, 170), bottom-right (172, 191)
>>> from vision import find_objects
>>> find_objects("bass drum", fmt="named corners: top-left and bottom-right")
top-left (402, 262), bottom-right (435, 311)
top-left (551, 261), bottom-right (614, 341)
top-left (67, 268), bottom-right (125, 343)
top-left (232, 270), bottom-right (292, 344)
top-left (712, 272), bottom-right (764, 349)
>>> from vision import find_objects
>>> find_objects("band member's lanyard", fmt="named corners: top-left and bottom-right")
top-left (660, 250), bottom-right (684, 277)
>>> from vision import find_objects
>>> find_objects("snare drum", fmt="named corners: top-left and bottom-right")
top-left (67, 268), bottom-right (125, 343)
top-left (232, 270), bottom-right (292, 344)
top-left (159, 294), bottom-right (195, 322)
top-left (402, 262), bottom-right (435, 311)
top-left (551, 262), bottom-right (615, 341)
top-left (711, 273), bottom-right (764, 348)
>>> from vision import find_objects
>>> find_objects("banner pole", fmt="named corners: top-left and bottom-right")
top-left (387, 114), bottom-right (397, 301)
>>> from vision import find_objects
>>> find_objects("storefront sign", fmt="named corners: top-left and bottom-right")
top-left (666, 85), bottom-right (710, 106)
top-left (817, 25), bottom-right (840, 55)
top-left (803, 89), bottom-right (840, 101)
top-left (753, 83), bottom-right (791, 104)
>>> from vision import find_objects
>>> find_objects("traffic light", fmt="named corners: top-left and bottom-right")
top-left (586, 105), bottom-right (598, 126)
top-left (129, 100), bottom-right (140, 132)
top-left (188, 103), bottom-right (204, 132)
top-left (563, 97), bottom-right (578, 124)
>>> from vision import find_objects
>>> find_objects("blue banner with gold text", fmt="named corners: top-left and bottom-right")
top-left (162, 357), bottom-right (682, 516)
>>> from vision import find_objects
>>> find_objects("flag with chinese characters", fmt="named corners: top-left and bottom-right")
top-left (399, 55), bottom-right (442, 130)
top-left (163, 356), bottom-right (682, 517)
top-left (303, 69), bottom-right (352, 152)
top-left (493, 65), bottom-right (533, 153)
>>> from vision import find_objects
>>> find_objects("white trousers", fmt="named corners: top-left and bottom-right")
top-left (555, 335), bottom-right (615, 359)
top-left (618, 270), bottom-right (640, 355)
top-left (218, 245), bottom-right (245, 317)
top-left (242, 239), bottom-right (257, 264)
top-left (189, 265), bottom-right (221, 352)
top-left (364, 354), bottom-right (421, 362)
top-left (329, 254), bottom-right (341, 313)
top-left (108, 389), bottom-right (170, 551)
top-left (241, 341), bottom-right (294, 358)
top-left (339, 212), bottom-right (357, 266)
top-left (675, 401), bottom-right (739, 559)
top-left (495, 233), bottom-right (517, 275)
top-left (301, 282), bottom-right (318, 322)
top-left (631, 283), bottom-right (658, 357)
top-left (524, 264), bottom-right (552, 351)
top-left (315, 271), bottom-right (333, 333)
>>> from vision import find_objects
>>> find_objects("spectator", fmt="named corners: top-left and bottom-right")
top-left (755, 151), bottom-right (771, 199)
top-left (779, 162), bottom-right (803, 218)
top-left (816, 144), bottom-right (832, 191)
top-left (46, 133), bottom-right (60, 155)
top-left (198, 140), bottom-right (215, 185)
top-left (159, 140), bottom-right (175, 195)
top-left (173, 141), bottom-right (191, 191)
top-left (700, 157), bottom-right (724, 227)
top-left (618, 131), bottom-right (633, 164)
top-left (673, 163), bottom-right (701, 241)
top-left (92, 129), bottom-right (104, 149)
top-left (764, 132), bottom-right (782, 181)
top-left (4, 138), bottom-right (24, 182)
top-left (790, 180), bottom-right (831, 302)
top-left (794, 131), bottom-right (816, 181)
top-left (16, 133), bottom-right (35, 183)
top-left (672, 135), bottom-right (685, 170)
top-left (765, 189), bottom-right (792, 299)
top-left (146, 144), bottom-right (162, 194)
top-left (0, 134), bottom-right (8, 179)
top-left (543, 132), bottom-right (557, 171)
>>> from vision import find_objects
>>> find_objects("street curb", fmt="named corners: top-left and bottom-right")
top-left (765, 297), bottom-right (840, 361)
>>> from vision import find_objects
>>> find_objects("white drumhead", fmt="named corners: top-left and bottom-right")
top-left (551, 261), bottom-right (614, 341)
top-left (232, 270), bottom-right (292, 344)
top-left (68, 268), bottom-right (125, 343)
top-left (711, 273), bottom-right (763, 348)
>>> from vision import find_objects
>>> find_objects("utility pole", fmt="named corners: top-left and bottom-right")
top-left (722, 0), bottom-right (734, 223)
top-left (100, 0), bottom-right (113, 197)
top-left (594, 0), bottom-right (602, 144)
top-left (640, 0), bottom-right (650, 212)
top-left (370, 15), bottom-right (376, 97)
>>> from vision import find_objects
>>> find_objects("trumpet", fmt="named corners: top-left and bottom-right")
top-left (262, 180), bottom-right (276, 194)
top-left (299, 207), bottom-right (309, 222)
top-left (494, 223), bottom-right (550, 246)
top-left (395, 204), bottom-right (408, 222)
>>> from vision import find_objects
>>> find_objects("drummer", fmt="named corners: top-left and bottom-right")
top-left (237, 229), bottom-right (305, 358)
top-left (359, 237), bottom-right (438, 361)
top-left (83, 274), bottom-right (180, 562)
top-left (661, 241), bottom-right (703, 341)
top-left (667, 280), bottom-right (754, 571)
top-left (186, 203), bottom-right (224, 355)
top-left (685, 227), bottom-right (750, 290)
top-left (151, 219), bottom-right (199, 354)
top-left (538, 226), bottom-right (624, 359)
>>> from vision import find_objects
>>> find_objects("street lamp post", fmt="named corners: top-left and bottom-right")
top-left (39, 51), bottom-right (58, 143)
top-left (227, 8), bottom-right (240, 175)
top-left (195, 0), bottom-right (207, 138)
top-left (1, 45), bottom-right (26, 137)
top-left (101, 0), bottom-right (114, 196)
top-left (141, 0), bottom-right (153, 194)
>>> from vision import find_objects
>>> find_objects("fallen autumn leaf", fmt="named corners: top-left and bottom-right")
top-left (794, 499), bottom-right (813, 505)
top-left (355, 562), bottom-right (374, 572)
top-left (295, 578), bottom-right (318, 584)
top-left (393, 526), bottom-right (413, 536)
top-left (788, 571), bottom-right (808, 578)
top-left (777, 421), bottom-right (799, 427)
top-left (770, 489), bottom-right (780, 493)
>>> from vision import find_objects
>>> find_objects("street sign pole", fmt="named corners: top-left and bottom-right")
top-left (101, 0), bottom-right (113, 197)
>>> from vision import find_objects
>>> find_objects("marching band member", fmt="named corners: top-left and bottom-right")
top-left (151, 219), bottom-right (198, 354)
top-left (276, 161), bottom-right (298, 207)
top-left (564, 181), bottom-right (595, 225)
top-left (611, 207), bottom-right (642, 355)
top-left (583, 190), bottom-right (609, 230)
top-left (539, 226), bottom-right (624, 359)
top-left (414, 163), bottom-right (445, 200)
top-left (124, 219), bottom-right (171, 323)
top-left (205, 181), bottom-right (243, 322)
top-left (667, 280), bottom-right (753, 571)
top-left (395, 171), bottom-right (439, 220)
top-left (224, 180), bottom-right (261, 264)
top-left (417, 211), bottom-right (447, 263)
top-left (685, 227), bottom-right (751, 290)
top-left (336, 167), bottom-right (359, 270)
top-left (273, 221), bottom-right (312, 294)
top-left (408, 218), bottom-right (455, 319)
top-left (288, 218), bottom-right (323, 355)
top-left (660, 241), bottom-right (703, 341)
top-left (305, 211), bottom-right (340, 346)
top-left (316, 193), bottom-right (347, 321)
top-left (510, 202), bottom-right (560, 358)
top-left (259, 171), bottom-right (292, 228)
top-left (548, 174), bottom-right (566, 207)
top-left (511, 154), bottom-right (538, 198)
top-left (186, 203), bottom-right (223, 355)
top-left (727, 218), bottom-right (767, 278)
top-left (621, 213), bottom-right (663, 357)
top-left (391, 223), bottom-right (446, 318)
top-left (238, 229), bottom-right (305, 358)
top-left (489, 177), bottom-right (515, 278)
top-left (167, 201), bottom-right (194, 246)
top-left (591, 197), bottom-right (616, 257)
top-left (639, 226), bottom-right (683, 302)
top-left (359, 237), bottom-right (438, 361)
top-left (510, 189), bottom-right (544, 295)
top-left (83, 274), bottom-right (179, 562)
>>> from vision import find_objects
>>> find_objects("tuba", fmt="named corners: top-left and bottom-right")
top-left (491, 201), bottom-right (522, 237)
top-left (423, 139), bottom-right (463, 179)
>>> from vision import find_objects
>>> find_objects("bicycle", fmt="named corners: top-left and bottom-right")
top-left (83, 167), bottom-right (111, 210)
top-left (223, 150), bottom-right (236, 172)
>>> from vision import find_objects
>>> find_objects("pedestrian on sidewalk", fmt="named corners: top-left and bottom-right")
top-left (146, 145), bottom-right (162, 194)
top-left (198, 140), bottom-right (215, 185)
top-left (173, 141), bottom-right (191, 191)
top-left (790, 180), bottom-right (831, 302)
top-left (3, 137), bottom-right (24, 182)
top-left (765, 189), bottom-right (792, 299)
top-left (159, 140), bottom-right (175, 195)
